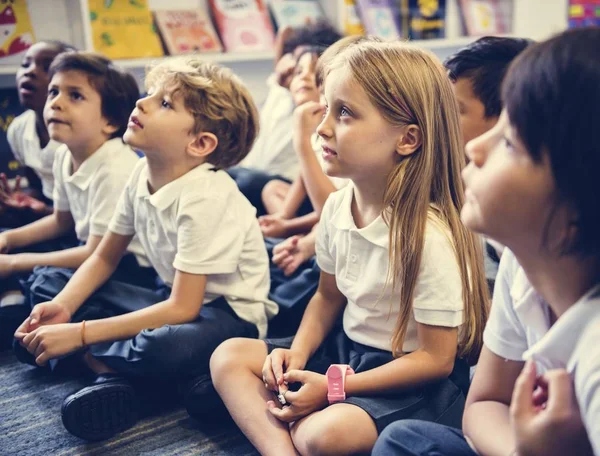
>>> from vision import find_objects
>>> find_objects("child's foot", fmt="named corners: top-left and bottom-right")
top-left (184, 374), bottom-right (228, 421)
top-left (61, 374), bottom-right (137, 441)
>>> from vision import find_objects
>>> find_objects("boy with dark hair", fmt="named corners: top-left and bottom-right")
top-left (444, 36), bottom-right (532, 146)
top-left (0, 52), bottom-right (145, 345)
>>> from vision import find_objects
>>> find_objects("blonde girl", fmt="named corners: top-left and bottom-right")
top-left (209, 38), bottom-right (489, 456)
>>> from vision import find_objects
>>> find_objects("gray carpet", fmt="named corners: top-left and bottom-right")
top-left (0, 350), bottom-right (259, 455)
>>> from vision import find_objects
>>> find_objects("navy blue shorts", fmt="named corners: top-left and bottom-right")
top-left (266, 329), bottom-right (468, 433)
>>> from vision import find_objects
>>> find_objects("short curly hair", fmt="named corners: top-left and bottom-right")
top-left (145, 57), bottom-right (259, 169)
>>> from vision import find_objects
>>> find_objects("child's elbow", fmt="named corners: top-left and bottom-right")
top-left (437, 356), bottom-right (455, 378)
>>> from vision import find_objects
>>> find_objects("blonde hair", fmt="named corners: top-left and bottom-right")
top-left (145, 57), bottom-right (259, 169)
top-left (324, 39), bottom-right (489, 361)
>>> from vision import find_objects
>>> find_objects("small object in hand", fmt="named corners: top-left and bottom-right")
top-left (277, 386), bottom-right (288, 406)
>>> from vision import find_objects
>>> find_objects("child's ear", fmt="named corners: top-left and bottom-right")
top-left (102, 122), bottom-right (119, 138)
top-left (186, 132), bottom-right (218, 160)
top-left (396, 124), bottom-right (422, 157)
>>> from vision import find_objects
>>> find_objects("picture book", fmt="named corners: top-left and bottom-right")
top-left (154, 9), bottom-right (223, 55)
top-left (458, 0), bottom-right (506, 36)
top-left (209, 0), bottom-right (275, 52)
top-left (0, 1), bottom-right (34, 60)
top-left (342, 0), bottom-right (365, 36)
top-left (355, 0), bottom-right (401, 40)
top-left (88, 0), bottom-right (164, 59)
top-left (268, 0), bottom-right (325, 28)
top-left (399, 0), bottom-right (446, 40)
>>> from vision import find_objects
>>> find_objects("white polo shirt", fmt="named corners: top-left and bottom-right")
top-left (108, 158), bottom-right (278, 338)
top-left (239, 74), bottom-right (298, 180)
top-left (7, 110), bottom-right (61, 199)
top-left (52, 138), bottom-right (147, 263)
top-left (315, 184), bottom-right (464, 352)
top-left (483, 250), bottom-right (600, 454)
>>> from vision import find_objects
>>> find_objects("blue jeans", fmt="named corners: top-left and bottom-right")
top-left (372, 420), bottom-right (477, 456)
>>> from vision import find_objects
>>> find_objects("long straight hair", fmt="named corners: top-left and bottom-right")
top-left (325, 40), bottom-right (489, 361)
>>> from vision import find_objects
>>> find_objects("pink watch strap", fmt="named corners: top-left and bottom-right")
top-left (326, 364), bottom-right (354, 404)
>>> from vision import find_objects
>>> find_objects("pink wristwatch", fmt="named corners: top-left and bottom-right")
top-left (326, 364), bottom-right (354, 404)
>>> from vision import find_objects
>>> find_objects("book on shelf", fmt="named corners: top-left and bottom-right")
top-left (209, 0), bottom-right (275, 52)
top-left (458, 0), bottom-right (506, 36)
top-left (342, 0), bottom-right (365, 36)
top-left (399, 0), bottom-right (446, 40)
top-left (355, 0), bottom-right (402, 40)
top-left (568, 0), bottom-right (600, 28)
top-left (268, 0), bottom-right (325, 29)
top-left (154, 9), bottom-right (223, 55)
top-left (88, 0), bottom-right (164, 60)
top-left (0, 3), bottom-right (35, 61)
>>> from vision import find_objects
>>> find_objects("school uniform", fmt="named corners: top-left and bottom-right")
top-left (372, 250), bottom-right (600, 455)
top-left (265, 184), bottom-right (470, 432)
top-left (24, 159), bottom-right (278, 378)
top-left (239, 74), bottom-right (298, 180)
top-left (7, 110), bottom-right (60, 201)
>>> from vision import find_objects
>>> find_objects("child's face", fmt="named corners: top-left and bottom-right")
top-left (43, 70), bottom-right (115, 152)
top-left (124, 84), bottom-right (197, 158)
top-left (289, 53), bottom-right (320, 106)
top-left (452, 77), bottom-right (498, 146)
top-left (461, 111), bottom-right (556, 250)
top-left (317, 67), bottom-right (403, 183)
top-left (16, 42), bottom-right (63, 112)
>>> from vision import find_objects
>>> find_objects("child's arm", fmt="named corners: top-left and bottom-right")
top-left (259, 211), bottom-right (319, 238)
top-left (0, 209), bottom-right (74, 251)
top-left (33, 231), bottom-right (133, 317)
top-left (278, 176), bottom-right (307, 219)
top-left (463, 348), bottom-right (523, 456)
top-left (293, 101), bottom-right (337, 215)
top-left (265, 269), bottom-right (347, 389)
top-left (346, 323), bottom-right (459, 395)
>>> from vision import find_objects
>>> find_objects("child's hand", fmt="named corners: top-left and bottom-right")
top-left (510, 360), bottom-right (594, 456)
top-left (275, 52), bottom-right (297, 89)
top-left (14, 301), bottom-right (72, 339)
top-left (272, 235), bottom-right (313, 276)
top-left (293, 101), bottom-right (326, 144)
top-left (0, 174), bottom-right (48, 213)
top-left (18, 322), bottom-right (84, 366)
top-left (262, 348), bottom-right (308, 393)
top-left (0, 254), bottom-right (15, 279)
top-left (258, 214), bottom-right (289, 238)
top-left (267, 370), bottom-right (328, 423)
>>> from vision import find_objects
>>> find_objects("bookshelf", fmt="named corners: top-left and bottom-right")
top-left (0, 0), bottom-right (569, 103)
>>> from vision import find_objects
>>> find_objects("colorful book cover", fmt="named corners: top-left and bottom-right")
top-left (268, 0), bottom-right (325, 29)
top-left (355, 0), bottom-right (401, 40)
top-left (458, 0), bottom-right (505, 36)
top-left (568, 0), bottom-right (600, 28)
top-left (88, 0), bottom-right (164, 59)
top-left (209, 0), bottom-right (275, 52)
top-left (399, 0), bottom-right (446, 40)
top-left (0, 2), bottom-right (35, 60)
top-left (342, 0), bottom-right (365, 36)
top-left (154, 9), bottom-right (223, 55)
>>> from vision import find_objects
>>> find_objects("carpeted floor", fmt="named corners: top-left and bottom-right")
top-left (0, 350), bottom-right (259, 455)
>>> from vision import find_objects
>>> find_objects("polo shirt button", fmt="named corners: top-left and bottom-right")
top-left (351, 254), bottom-right (357, 263)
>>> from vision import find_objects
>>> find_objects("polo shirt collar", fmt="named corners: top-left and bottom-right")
top-left (137, 161), bottom-right (217, 210)
top-left (524, 284), bottom-right (600, 371)
top-left (329, 185), bottom-right (388, 248)
top-left (63, 138), bottom-right (123, 190)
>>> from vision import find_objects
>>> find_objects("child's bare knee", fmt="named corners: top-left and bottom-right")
top-left (292, 419), bottom-right (345, 456)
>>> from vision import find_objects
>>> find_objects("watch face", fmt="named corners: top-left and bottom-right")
top-left (328, 366), bottom-right (343, 379)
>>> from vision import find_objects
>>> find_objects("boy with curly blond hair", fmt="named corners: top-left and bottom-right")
top-left (14, 57), bottom-right (278, 441)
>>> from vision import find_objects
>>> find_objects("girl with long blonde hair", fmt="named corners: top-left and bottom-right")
top-left (209, 38), bottom-right (489, 455)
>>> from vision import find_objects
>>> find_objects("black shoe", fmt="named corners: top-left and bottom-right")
top-left (184, 374), bottom-right (228, 421)
top-left (0, 304), bottom-right (30, 351)
top-left (61, 374), bottom-right (137, 441)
